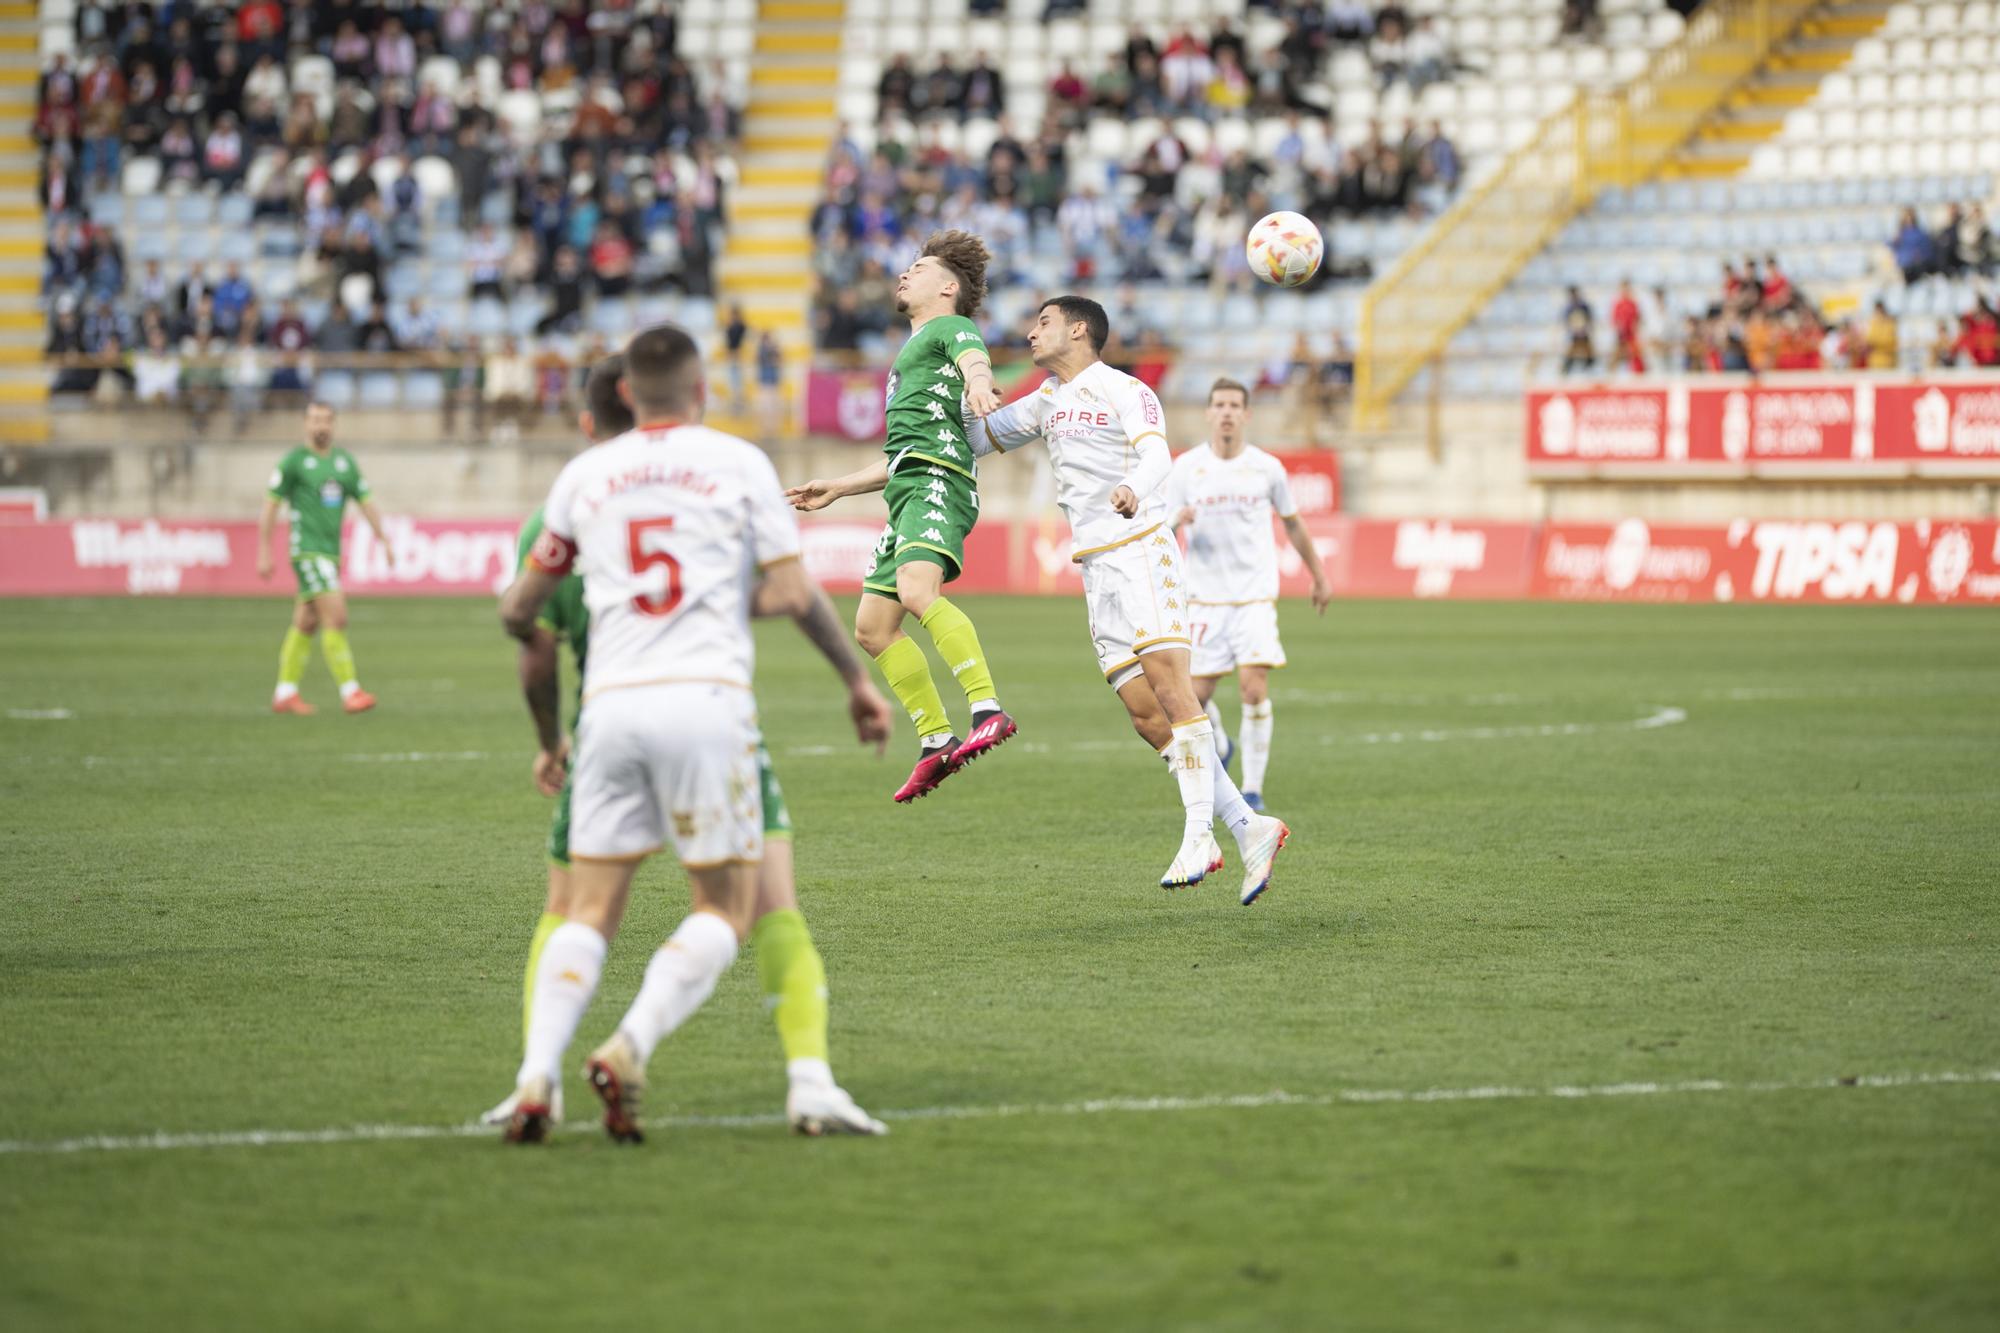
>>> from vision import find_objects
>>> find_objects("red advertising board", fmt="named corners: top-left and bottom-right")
top-left (1534, 518), bottom-right (2000, 604)
top-left (1527, 377), bottom-right (2000, 475)
top-left (5, 513), bottom-right (1995, 605)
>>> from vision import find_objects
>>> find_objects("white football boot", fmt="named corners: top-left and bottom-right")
top-left (1238, 814), bottom-right (1291, 905)
top-left (1160, 830), bottom-right (1224, 889)
top-left (787, 1065), bottom-right (888, 1137)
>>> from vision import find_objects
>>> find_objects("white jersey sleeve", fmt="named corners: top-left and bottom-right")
top-left (1266, 454), bottom-right (1300, 520)
top-left (1164, 451), bottom-right (1193, 521)
top-left (970, 383), bottom-right (1051, 456)
top-left (528, 453), bottom-right (586, 573)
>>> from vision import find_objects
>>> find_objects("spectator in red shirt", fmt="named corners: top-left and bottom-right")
top-left (1610, 280), bottom-right (1644, 373)
top-left (1761, 254), bottom-right (1792, 312)
top-left (589, 221), bottom-right (634, 298)
top-left (1954, 298), bottom-right (2000, 368)
top-left (236, 0), bottom-right (285, 58)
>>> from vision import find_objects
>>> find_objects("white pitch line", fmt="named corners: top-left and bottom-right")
top-left (2, 1069), bottom-right (1992, 1159)
top-left (6, 708), bottom-right (74, 720)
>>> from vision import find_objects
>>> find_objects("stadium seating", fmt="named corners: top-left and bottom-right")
top-left (1450, 0), bottom-right (2000, 398)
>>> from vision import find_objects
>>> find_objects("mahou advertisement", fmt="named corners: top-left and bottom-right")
top-left (1528, 377), bottom-right (2000, 474)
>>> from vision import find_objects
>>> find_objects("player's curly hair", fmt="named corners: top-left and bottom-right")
top-left (920, 229), bottom-right (990, 318)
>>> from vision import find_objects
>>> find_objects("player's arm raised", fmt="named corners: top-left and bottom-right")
top-left (955, 344), bottom-right (1001, 418)
top-left (787, 457), bottom-right (888, 512)
top-left (1282, 514), bottom-right (1333, 615)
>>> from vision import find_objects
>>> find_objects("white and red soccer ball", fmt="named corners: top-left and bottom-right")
top-left (1245, 211), bottom-right (1324, 288)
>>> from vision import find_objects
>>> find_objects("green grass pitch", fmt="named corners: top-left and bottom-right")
top-left (2, 595), bottom-right (1997, 1331)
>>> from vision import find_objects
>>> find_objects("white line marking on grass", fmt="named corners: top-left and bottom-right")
top-left (3, 1069), bottom-right (1992, 1158)
top-left (7, 708), bottom-right (73, 720)
top-left (339, 751), bottom-right (491, 764)
top-left (1327, 705), bottom-right (1687, 746)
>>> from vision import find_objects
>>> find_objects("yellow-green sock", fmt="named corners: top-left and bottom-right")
top-left (522, 911), bottom-right (564, 1043)
top-left (321, 627), bottom-right (359, 690)
top-left (277, 627), bottom-right (312, 690)
top-left (919, 597), bottom-right (998, 709)
top-left (751, 909), bottom-right (828, 1063)
top-left (875, 635), bottom-right (953, 739)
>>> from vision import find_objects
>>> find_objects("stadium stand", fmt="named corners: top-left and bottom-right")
top-left (32, 0), bottom-right (768, 421)
top-left (1451, 0), bottom-right (2000, 397)
top-left (814, 0), bottom-right (1697, 400)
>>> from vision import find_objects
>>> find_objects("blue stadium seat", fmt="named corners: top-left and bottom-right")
top-left (358, 373), bottom-right (402, 408)
top-left (133, 196), bottom-right (169, 229)
top-left (315, 371), bottom-right (356, 406)
top-left (173, 194), bottom-right (214, 228)
top-left (402, 372), bottom-right (445, 408)
top-left (217, 194), bottom-right (253, 228)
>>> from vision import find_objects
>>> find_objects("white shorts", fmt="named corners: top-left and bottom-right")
top-left (1082, 524), bottom-right (1194, 691)
top-left (1190, 600), bottom-right (1287, 678)
top-left (569, 681), bottom-right (764, 867)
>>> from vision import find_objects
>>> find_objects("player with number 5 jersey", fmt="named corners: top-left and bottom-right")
top-left (498, 324), bottom-right (881, 1146)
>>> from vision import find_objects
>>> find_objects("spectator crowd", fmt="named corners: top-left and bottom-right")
top-left (36, 0), bottom-right (745, 416)
top-left (810, 8), bottom-right (1465, 352)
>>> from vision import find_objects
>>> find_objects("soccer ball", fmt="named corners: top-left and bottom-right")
top-left (1245, 211), bottom-right (1324, 289)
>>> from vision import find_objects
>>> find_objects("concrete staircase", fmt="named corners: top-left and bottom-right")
top-left (0, 0), bottom-right (45, 446)
top-left (1662, 0), bottom-right (1894, 178)
top-left (708, 0), bottom-right (839, 437)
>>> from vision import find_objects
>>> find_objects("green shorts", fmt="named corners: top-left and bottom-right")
top-left (546, 742), bottom-right (790, 867)
top-left (861, 464), bottom-right (979, 599)
top-left (292, 554), bottom-right (341, 601)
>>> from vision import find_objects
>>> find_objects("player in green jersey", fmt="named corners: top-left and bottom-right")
top-left (787, 229), bottom-right (1018, 804)
top-left (484, 354), bottom-right (897, 1138)
top-left (257, 400), bottom-right (394, 715)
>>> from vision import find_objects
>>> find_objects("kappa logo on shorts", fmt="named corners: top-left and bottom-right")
top-left (1163, 576), bottom-right (1177, 588)
top-left (1166, 598), bottom-right (1179, 610)
top-left (673, 812), bottom-right (696, 839)
top-left (924, 509), bottom-right (948, 521)
top-left (921, 527), bottom-right (946, 541)
top-left (927, 400), bottom-right (948, 421)
top-left (1160, 554), bottom-right (1173, 567)
top-left (926, 466), bottom-right (948, 476)
top-left (936, 427), bottom-right (959, 443)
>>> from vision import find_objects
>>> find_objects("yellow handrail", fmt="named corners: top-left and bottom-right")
top-left (1353, 0), bottom-right (1819, 427)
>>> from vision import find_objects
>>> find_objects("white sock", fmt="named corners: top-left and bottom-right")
top-left (614, 911), bottom-right (740, 1064)
top-left (1242, 699), bottom-right (1274, 793)
top-left (274, 682), bottom-right (299, 702)
top-left (516, 922), bottom-right (607, 1087)
top-left (1162, 718), bottom-right (1217, 838)
top-left (1203, 696), bottom-right (1225, 740)
top-left (339, 680), bottom-right (362, 701)
top-left (788, 1056), bottom-right (834, 1088)
top-left (1213, 761), bottom-right (1257, 852)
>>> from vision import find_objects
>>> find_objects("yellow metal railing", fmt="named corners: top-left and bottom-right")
top-left (1353, 0), bottom-right (1819, 426)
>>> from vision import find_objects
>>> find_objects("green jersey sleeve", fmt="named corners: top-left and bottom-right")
top-left (343, 453), bottom-right (370, 501)
top-left (266, 451), bottom-right (295, 499)
top-left (930, 315), bottom-right (988, 366)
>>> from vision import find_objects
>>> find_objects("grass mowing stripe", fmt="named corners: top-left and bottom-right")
top-left (5, 1069), bottom-right (1993, 1158)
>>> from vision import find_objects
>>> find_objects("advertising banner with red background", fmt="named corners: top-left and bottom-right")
top-left (5, 514), bottom-right (1995, 605)
top-left (1534, 518), bottom-right (2000, 604)
top-left (1527, 378), bottom-right (2000, 474)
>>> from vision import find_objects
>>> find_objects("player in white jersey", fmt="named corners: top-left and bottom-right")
top-left (495, 325), bottom-right (882, 1144)
top-left (969, 297), bottom-right (1292, 903)
top-left (1165, 378), bottom-right (1332, 811)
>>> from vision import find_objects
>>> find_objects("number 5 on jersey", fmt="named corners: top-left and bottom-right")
top-left (628, 517), bottom-right (683, 617)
